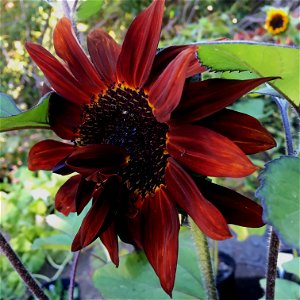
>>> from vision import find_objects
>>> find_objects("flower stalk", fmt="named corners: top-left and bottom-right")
top-left (68, 251), bottom-right (80, 300)
top-left (0, 231), bottom-right (49, 300)
top-left (190, 218), bottom-right (218, 300)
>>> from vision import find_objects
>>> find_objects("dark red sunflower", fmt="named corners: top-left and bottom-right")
top-left (26, 0), bottom-right (276, 296)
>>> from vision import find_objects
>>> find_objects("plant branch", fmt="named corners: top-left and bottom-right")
top-left (190, 218), bottom-right (218, 300)
top-left (69, 251), bottom-right (80, 300)
top-left (266, 227), bottom-right (280, 300)
top-left (0, 231), bottom-right (49, 300)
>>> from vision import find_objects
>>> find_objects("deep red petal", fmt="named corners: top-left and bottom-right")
top-left (172, 77), bottom-right (277, 122)
top-left (28, 140), bottom-right (74, 171)
top-left (49, 93), bottom-right (82, 140)
top-left (141, 187), bottom-right (179, 296)
top-left (53, 18), bottom-right (105, 93)
top-left (146, 45), bottom-right (205, 88)
top-left (71, 176), bottom-right (121, 251)
top-left (76, 177), bottom-right (96, 214)
top-left (148, 47), bottom-right (196, 123)
top-left (25, 43), bottom-right (90, 104)
top-left (166, 158), bottom-right (231, 240)
top-left (196, 179), bottom-right (264, 227)
top-left (55, 175), bottom-right (81, 216)
top-left (167, 124), bottom-right (257, 177)
top-left (99, 222), bottom-right (119, 267)
top-left (66, 144), bottom-right (129, 176)
top-left (87, 29), bottom-right (121, 84)
top-left (199, 109), bottom-right (276, 154)
top-left (116, 0), bottom-right (164, 88)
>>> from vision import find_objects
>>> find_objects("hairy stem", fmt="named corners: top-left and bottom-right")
top-left (68, 251), bottom-right (80, 300)
top-left (273, 97), bottom-right (294, 156)
top-left (266, 227), bottom-right (280, 300)
top-left (0, 231), bottom-right (49, 300)
top-left (190, 218), bottom-right (218, 300)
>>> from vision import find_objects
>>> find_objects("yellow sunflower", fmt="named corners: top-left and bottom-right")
top-left (265, 8), bottom-right (289, 35)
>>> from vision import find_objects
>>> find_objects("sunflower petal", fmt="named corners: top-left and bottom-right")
top-left (149, 47), bottom-right (196, 123)
top-left (49, 93), bottom-right (82, 140)
top-left (55, 175), bottom-right (81, 216)
top-left (25, 43), bottom-right (90, 104)
top-left (71, 176), bottom-right (121, 251)
top-left (166, 158), bottom-right (231, 240)
top-left (146, 45), bottom-right (205, 87)
top-left (196, 179), bottom-right (264, 227)
top-left (172, 77), bottom-right (277, 122)
top-left (87, 29), bottom-right (121, 84)
top-left (99, 222), bottom-right (119, 267)
top-left (141, 187), bottom-right (179, 296)
top-left (53, 18), bottom-right (105, 93)
top-left (199, 109), bottom-right (276, 154)
top-left (76, 177), bottom-right (96, 214)
top-left (167, 124), bottom-right (257, 177)
top-left (116, 0), bottom-right (164, 88)
top-left (28, 140), bottom-right (74, 171)
top-left (66, 144), bottom-right (129, 176)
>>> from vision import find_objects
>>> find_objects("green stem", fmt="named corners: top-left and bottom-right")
top-left (190, 218), bottom-right (218, 300)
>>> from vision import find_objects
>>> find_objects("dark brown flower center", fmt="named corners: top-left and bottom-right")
top-left (76, 84), bottom-right (169, 197)
top-left (270, 14), bottom-right (284, 29)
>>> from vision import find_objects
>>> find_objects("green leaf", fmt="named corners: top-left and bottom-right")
top-left (32, 234), bottom-right (73, 250)
top-left (282, 257), bottom-right (300, 278)
top-left (0, 92), bottom-right (51, 132)
top-left (231, 98), bottom-right (266, 119)
top-left (92, 230), bottom-right (205, 299)
top-left (0, 93), bottom-right (21, 117)
top-left (259, 278), bottom-right (300, 300)
top-left (256, 156), bottom-right (300, 249)
top-left (230, 225), bottom-right (266, 241)
top-left (197, 42), bottom-right (300, 109)
top-left (76, 0), bottom-right (103, 21)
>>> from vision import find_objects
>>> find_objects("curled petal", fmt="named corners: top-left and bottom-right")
top-left (199, 109), bottom-right (276, 154)
top-left (99, 222), bottom-right (119, 267)
top-left (165, 158), bottom-right (231, 240)
top-left (116, 0), bottom-right (164, 88)
top-left (66, 144), bottom-right (129, 176)
top-left (87, 29), bottom-right (121, 84)
top-left (172, 77), bottom-right (277, 122)
top-left (141, 187), bottom-right (179, 296)
top-left (25, 43), bottom-right (90, 104)
top-left (146, 45), bottom-right (205, 87)
top-left (72, 176), bottom-right (121, 251)
top-left (49, 93), bottom-right (82, 140)
top-left (149, 47), bottom-right (196, 123)
top-left (53, 18), bottom-right (105, 93)
top-left (167, 124), bottom-right (257, 177)
top-left (28, 140), bottom-right (74, 171)
top-left (55, 175), bottom-right (81, 215)
top-left (196, 178), bottom-right (264, 227)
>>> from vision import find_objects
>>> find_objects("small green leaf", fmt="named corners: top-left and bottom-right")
top-left (259, 278), bottom-right (300, 300)
top-left (32, 234), bottom-right (73, 250)
top-left (230, 225), bottom-right (266, 241)
top-left (0, 92), bottom-right (51, 132)
top-left (92, 230), bottom-right (205, 299)
top-left (76, 0), bottom-right (103, 21)
top-left (197, 42), bottom-right (300, 110)
top-left (0, 93), bottom-right (21, 117)
top-left (282, 257), bottom-right (300, 278)
top-left (256, 156), bottom-right (300, 249)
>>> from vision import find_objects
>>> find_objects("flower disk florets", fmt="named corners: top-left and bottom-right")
top-left (76, 84), bottom-right (169, 197)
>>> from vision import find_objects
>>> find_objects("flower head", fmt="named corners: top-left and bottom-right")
top-left (26, 0), bottom-right (276, 295)
top-left (265, 8), bottom-right (289, 35)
